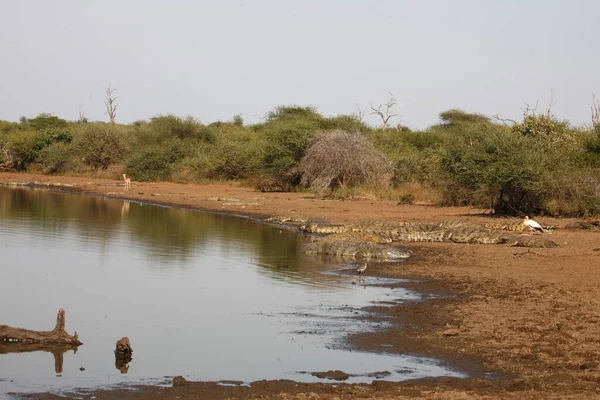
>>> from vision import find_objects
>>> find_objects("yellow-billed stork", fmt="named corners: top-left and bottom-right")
top-left (523, 216), bottom-right (544, 235)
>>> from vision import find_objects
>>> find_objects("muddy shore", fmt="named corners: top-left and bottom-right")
top-left (2, 172), bottom-right (600, 399)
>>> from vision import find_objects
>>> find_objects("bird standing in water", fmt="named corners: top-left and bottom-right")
top-left (523, 216), bottom-right (544, 235)
top-left (357, 262), bottom-right (368, 275)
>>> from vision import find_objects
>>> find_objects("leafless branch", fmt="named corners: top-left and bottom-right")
top-left (104, 85), bottom-right (118, 125)
top-left (354, 103), bottom-right (367, 123)
top-left (545, 90), bottom-right (554, 117)
top-left (78, 104), bottom-right (86, 124)
top-left (592, 93), bottom-right (600, 129)
top-left (521, 101), bottom-right (539, 118)
top-left (369, 92), bottom-right (398, 129)
top-left (492, 114), bottom-right (518, 126)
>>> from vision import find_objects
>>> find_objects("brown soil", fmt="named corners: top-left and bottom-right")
top-left (3, 172), bottom-right (600, 400)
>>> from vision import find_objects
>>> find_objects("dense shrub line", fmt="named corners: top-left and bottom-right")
top-left (1, 106), bottom-right (599, 217)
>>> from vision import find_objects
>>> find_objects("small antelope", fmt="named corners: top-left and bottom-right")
top-left (122, 174), bottom-right (131, 190)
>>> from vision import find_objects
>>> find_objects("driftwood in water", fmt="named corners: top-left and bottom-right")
top-left (0, 308), bottom-right (82, 345)
top-left (0, 342), bottom-right (79, 374)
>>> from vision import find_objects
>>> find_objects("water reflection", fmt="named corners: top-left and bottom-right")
top-left (0, 343), bottom-right (78, 375)
top-left (0, 187), bottom-right (309, 270)
top-left (0, 186), bottom-right (463, 395)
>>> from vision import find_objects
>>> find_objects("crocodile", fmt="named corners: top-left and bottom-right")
top-left (301, 218), bottom-right (538, 235)
top-left (302, 231), bottom-right (412, 261)
top-left (301, 218), bottom-right (559, 249)
top-left (502, 235), bottom-right (560, 248)
top-left (265, 215), bottom-right (309, 224)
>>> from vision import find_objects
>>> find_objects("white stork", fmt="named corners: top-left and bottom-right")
top-left (523, 216), bottom-right (544, 235)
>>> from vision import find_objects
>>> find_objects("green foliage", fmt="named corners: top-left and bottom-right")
top-left (438, 123), bottom-right (548, 213)
top-left (255, 106), bottom-right (369, 189)
top-left (368, 129), bottom-right (443, 185)
top-left (0, 120), bottom-right (20, 135)
top-left (149, 115), bottom-right (213, 141)
top-left (266, 105), bottom-right (322, 123)
top-left (12, 114), bottom-right (74, 160)
top-left (438, 109), bottom-right (490, 126)
top-left (38, 142), bottom-right (74, 173)
top-left (126, 143), bottom-right (183, 181)
top-left (2, 101), bottom-right (600, 217)
top-left (585, 126), bottom-right (600, 161)
top-left (73, 124), bottom-right (124, 171)
top-left (4, 130), bottom-right (38, 170)
top-left (204, 127), bottom-right (265, 180)
top-left (510, 113), bottom-right (574, 152)
top-left (26, 113), bottom-right (69, 132)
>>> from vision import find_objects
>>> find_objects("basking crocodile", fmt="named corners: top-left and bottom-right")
top-left (300, 218), bottom-right (559, 251)
top-left (302, 231), bottom-right (412, 261)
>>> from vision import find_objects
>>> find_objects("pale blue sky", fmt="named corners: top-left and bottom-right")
top-left (1, 0), bottom-right (598, 129)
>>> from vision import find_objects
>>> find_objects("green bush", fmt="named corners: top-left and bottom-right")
top-left (1, 101), bottom-right (599, 217)
top-left (438, 124), bottom-right (548, 213)
top-left (206, 129), bottom-right (265, 180)
top-left (4, 130), bottom-right (38, 170)
top-left (26, 113), bottom-right (72, 151)
top-left (38, 142), bottom-right (74, 173)
top-left (253, 106), bottom-right (369, 189)
top-left (73, 124), bottom-right (124, 171)
top-left (438, 109), bottom-right (490, 126)
top-left (149, 114), bottom-right (213, 141)
top-left (126, 143), bottom-right (183, 182)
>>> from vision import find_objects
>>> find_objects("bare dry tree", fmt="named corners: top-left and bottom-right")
top-left (370, 93), bottom-right (398, 129)
top-left (521, 101), bottom-right (539, 118)
top-left (492, 114), bottom-right (518, 125)
top-left (592, 93), bottom-right (600, 129)
top-left (354, 102), bottom-right (367, 123)
top-left (105, 85), bottom-right (118, 125)
top-left (545, 90), bottom-right (555, 117)
top-left (494, 91), bottom-right (554, 125)
top-left (78, 104), bottom-right (86, 124)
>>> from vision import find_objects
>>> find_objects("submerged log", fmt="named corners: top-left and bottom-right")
top-left (0, 308), bottom-right (82, 345)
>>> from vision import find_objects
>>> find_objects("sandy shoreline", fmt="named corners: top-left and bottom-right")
top-left (2, 172), bottom-right (600, 399)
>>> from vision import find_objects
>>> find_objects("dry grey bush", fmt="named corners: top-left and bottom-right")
top-left (300, 129), bottom-right (393, 194)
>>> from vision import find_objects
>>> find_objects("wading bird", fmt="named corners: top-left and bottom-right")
top-left (357, 262), bottom-right (368, 275)
top-left (523, 216), bottom-right (544, 235)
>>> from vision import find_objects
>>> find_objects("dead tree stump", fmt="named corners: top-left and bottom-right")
top-left (115, 337), bottom-right (133, 374)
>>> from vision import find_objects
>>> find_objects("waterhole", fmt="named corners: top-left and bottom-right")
top-left (0, 187), bottom-right (464, 395)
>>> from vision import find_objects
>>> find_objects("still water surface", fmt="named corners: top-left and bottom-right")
top-left (0, 187), bottom-right (463, 395)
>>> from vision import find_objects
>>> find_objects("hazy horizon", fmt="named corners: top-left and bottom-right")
top-left (1, 0), bottom-right (599, 129)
